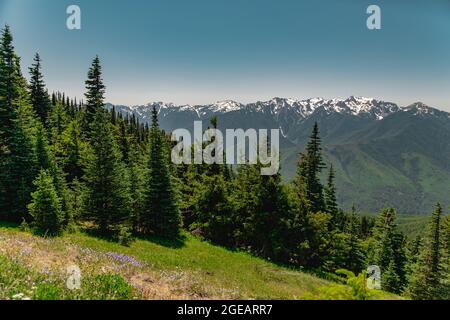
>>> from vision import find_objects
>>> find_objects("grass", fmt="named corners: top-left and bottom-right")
top-left (0, 223), bottom-right (399, 300)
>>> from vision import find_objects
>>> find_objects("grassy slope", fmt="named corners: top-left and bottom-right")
top-left (0, 223), bottom-right (400, 300)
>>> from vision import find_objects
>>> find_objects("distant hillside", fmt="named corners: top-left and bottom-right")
top-left (106, 97), bottom-right (450, 214)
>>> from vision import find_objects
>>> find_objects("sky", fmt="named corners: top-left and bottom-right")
top-left (0, 0), bottom-right (450, 111)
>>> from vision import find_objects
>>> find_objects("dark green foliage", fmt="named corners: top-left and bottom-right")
top-left (294, 122), bottom-right (326, 213)
top-left (231, 163), bottom-right (289, 258)
top-left (82, 56), bottom-right (105, 138)
top-left (82, 111), bottom-right (130, 233)
top-left (0, 26), bottom-right (37, 221)
top-left (27, 170), bottom-right (63, 235)
top-left (325, 165), bottom-right (338, 219)
top-left (35, 124), bottom-right (71, 225)
top-left (141, 107), bottom-right (181, 239)
top-left (28, 53), bottom-right (51, 125)
top-left (59, 120), bottom-right (84, 182)
top-left (407, 203), bottom-right (448, 299)
top-left (194, 174), bottom-right (233, 246)
top-left (369, 208), bottom-right (407, 294)
top-left (128, 145), bottom-right (145, 232)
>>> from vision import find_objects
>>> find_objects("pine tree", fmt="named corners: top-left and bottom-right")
top-left (141, 106), bottom-right (181, 239)
top-left (128, 145), bottom-right (145, 232)
top-left (324, 165), bottom-right (337, 209)
top-left (294, 122), bottom-right (326, 213)
top-left (231, 163), bottom-right (289, 257)
top-left (370, 208), bottom-right (407, 294)
top-left (82, 56), bottom-right (105, 138)
top-left (28, 53), bottom-right (51, 125)
top-left (0, 25), bottom-right (37, 221)
top-left (195, 173), bottom-right (234, 246)
top-left (35, 124), bottom-right (70, 225)
top-left (345, 212), bottom-right (365, 273)
top-left (82, 109), bottom-right (130, 233)
top-left (408, 203), bottom-right (446, 299)
top-left (28, 170), bottom-right (63, 236)
top-left (383, 258), bottom-right (401, 293)
top-left (324, 164), bottom-right (339, 226)
top-left (60, 120), bottom-right (84, 182)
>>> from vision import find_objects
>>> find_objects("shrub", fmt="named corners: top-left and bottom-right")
top-left (27, 170), bottom-right (64, 236)
top-left (118, 225), bottom-right (134, 247)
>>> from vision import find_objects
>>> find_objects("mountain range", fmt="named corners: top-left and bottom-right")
top-left (106, 97), bottom-right (450, 214)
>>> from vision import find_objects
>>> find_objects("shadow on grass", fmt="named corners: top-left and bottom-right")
top-left (0, 221), bottom-right (19, 229)
top-left (81, 226), bottom-right (186, 249)
top-left (134, 233), bottom-right (186, 249)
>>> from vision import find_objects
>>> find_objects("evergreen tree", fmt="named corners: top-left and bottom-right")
top-left (294, 122), bottom-right (326, 213)
top-left (35, 124), bottom-right (70, 225)
top-left (345, 212), bottom-right (365, 273)
top-left (195, 173), bottom-right (234, 246)
top-left (28, 53), bottom-right (51, 125)
top-left (231, 163), bottom-right (289, 258)
top-left (370, 208), bottom-right (407, 294)
top-left (82, 110), bottom-right (130, 233)
top-left (28, 170), bottom-right (63, 235)
top-left (0, 25), bottom-right (37, 221)
top-left (408, 203), bottom-right (446, 299)
top-left (59, 120), bottom-right (84, 182)
top-left (325, 165), bottom-right (338, 216)
top-left (128, 145), bottom-right (145, 232)
top-left (141, 106), bottom-right (181, 239)
top-left (82, 56), bottom-right (105, 137)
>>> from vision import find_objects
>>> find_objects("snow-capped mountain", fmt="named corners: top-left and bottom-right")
top-left (108, 96), bottom-right (446, 126)
top-left (106, 97), bottom-right (450, 214)
top-left (106, 97), bottom-right (448, 145)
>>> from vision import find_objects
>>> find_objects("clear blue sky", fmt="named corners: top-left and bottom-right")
top-left (1, 0), bottom-right (449, 111)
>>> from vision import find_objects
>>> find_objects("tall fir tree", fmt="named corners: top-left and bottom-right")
top-left (59, 120), bottom-right (84, 182)
top-left (324, 165), bottom-right (338, 215)
top-left (195, 173), bottom-right (234, 246)
top-left (82, 56), bottom-right (105, 138)
top-left (35, 124), bottom-right (70, 225)
top-left (294, 122), bottom-right (326, 213)
top-left (370, 208), bottom-right (407, 294)
top-left (141, 106), bottom-right (181, 239)
top-left (231, 163), bottom-right (289, 258)
top-left (82, 106), bottom-right (130, 233)
top-left (0, 25), bottom-right (37, 221)
top-left (408, 203), bottom-right (447, 299)
top-left (28, 52), bottom-right (51, 125)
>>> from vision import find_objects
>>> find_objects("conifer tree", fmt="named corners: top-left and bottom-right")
top-left (0, 26), bottom-right (37, 221)
top-left (82, 109), bottom-right (130, 233)
top-left (345, 212), bottom-right (365, 273)
top-left (324, 165), bottom-right (338, 216)
top-left (141, 106), bottom-right (181, 239)
top-left (195, 173), bottom-right (233, 246)
top-left (60, 120), bottom-right (84, 182)
top-left (408, 203), bottom-right (446, 299)
top-left (28, 53), bottom-right (51, 125)
top-left (128, 145), bottom-right (145, 232)
top-left (370, 208), bottom-right (407, 294)
top-left (231, 163), bottom-right (288, 257)
top-left (294, 122), bottom-right (326, 213)
top-left (82, 56), bottom-right (105, 138)
top-left (28, 170), bottom-right (63, 235)
top-left (35, 124), bottom-right (70, 225)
